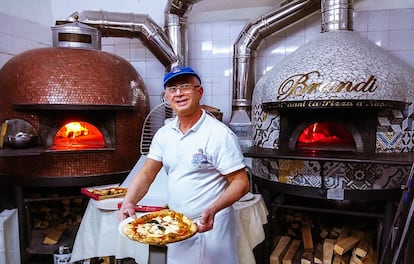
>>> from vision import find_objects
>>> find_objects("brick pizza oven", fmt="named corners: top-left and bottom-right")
top-left (0, 20), bottom-right (151, 262)
top-left (0, 21), bottom-right (149, 183)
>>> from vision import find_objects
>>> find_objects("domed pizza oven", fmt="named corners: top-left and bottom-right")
top-left (244, 0), bottom-right (414, 256)
top-left (0, 21), bottom-right (149, 182)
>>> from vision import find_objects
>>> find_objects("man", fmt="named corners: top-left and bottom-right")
top-left (118, 66), bottom-right (250, 263)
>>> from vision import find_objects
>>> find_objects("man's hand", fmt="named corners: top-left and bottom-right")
top-left (197, 207), bottom-right (216, 232)
top-left (118, 201), bottom-right (137, 221)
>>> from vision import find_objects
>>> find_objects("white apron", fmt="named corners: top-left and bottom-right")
top-left (167, 207), bottom-right (239, 264)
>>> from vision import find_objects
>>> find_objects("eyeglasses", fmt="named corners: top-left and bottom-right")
top-left (165, 83), bottom-right (200, 94)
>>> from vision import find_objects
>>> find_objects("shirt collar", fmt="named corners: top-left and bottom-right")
top-left (171, 109), bottom-right (206, 134)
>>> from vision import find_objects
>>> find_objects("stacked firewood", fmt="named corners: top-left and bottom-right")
top-left (270, 210), bottom-right (377, 264)
top-left (29, 196), bottom-right (85, 229)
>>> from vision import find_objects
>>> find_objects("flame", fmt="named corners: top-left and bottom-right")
top-left (53, 121), bottom-right (105, 150)
top-left (64, 122), bottom-right (89, 138)
top-left (298, 122), bottom-right (353, 144)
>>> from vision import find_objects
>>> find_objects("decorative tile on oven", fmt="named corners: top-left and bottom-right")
top-left (253, 105), bottom-right (280, 149)
top-left (322, 162), bottom-right (345, 189)
top-left (279, 159), bottom-right (321, 187)
top-left (343, 163), bottom-right (377, 190)
top-left (252, 158), bottom-right (279, 182)
top-left (401, 132), bottom-right (414, 152)
top-left (376, 132), bottom-right (404, 153)
top-left (374, 164), bottom-right (410, 189)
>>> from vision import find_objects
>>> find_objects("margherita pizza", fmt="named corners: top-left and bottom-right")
top-left (122, 209), bottom-right (198, 245)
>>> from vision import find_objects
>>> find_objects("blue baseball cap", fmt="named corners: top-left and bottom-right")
top-left (163, 66), bottom-right (201, 88)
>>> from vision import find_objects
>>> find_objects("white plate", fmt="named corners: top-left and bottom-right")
top-left (239, 192), bottom-right (255, 202)
top-left (118, 216), bottom-right (135, 239)
top-left (91, 197), bottom-right (124, 210)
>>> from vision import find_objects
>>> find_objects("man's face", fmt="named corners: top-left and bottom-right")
top-left (164, 75), bottom-right (203, 116)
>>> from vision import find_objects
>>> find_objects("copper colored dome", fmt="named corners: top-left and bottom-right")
top-left (0, 46), bottom-right (150, 179)
top-left (0, 47), bottom-right (146, 107)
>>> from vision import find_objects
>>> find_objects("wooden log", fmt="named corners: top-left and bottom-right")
top-left (314, 243), bottom-right (323, 264)
top-left (301, 251), bottom-right (313, 264)
top-left (336, 226), bottom-right (351, 241)
top-left (302, 226), bottom-right (314, 252)
top-left (323, 238), bottom-right (336, 264)
top-left (320, 227), bottom-right (329, 239)
top-left (43, 224), bottom-right (67, 245)
top-left (329, 226), bottom-right (342, 239)
top-left (355, 239), bottom-right (369, 258)
top-left (361, 245), bottom-right (376, 264)
top-left (282, 239), bottom-right (302, 264)
top-left (332, 255), bottom-right (342, 264)
top-left (333, 235), bottom-right (362, 255)
top-left (351, 248), bottom-right (363, 264)
top-left (332, 253), bottom-right (351, 264)
top-left (270, 236), bottom-right (291, 264)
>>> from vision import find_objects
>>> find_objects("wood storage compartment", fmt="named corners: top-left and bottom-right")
top-left (267, 194), bottom-right (386, 264)
top-left (22, 186), bottom-right (89, 256)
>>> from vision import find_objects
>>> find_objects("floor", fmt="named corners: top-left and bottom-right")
top-left (27, 254), bottom-right (137, 264)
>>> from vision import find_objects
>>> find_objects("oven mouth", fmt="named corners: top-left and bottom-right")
top-left (295, 121), bottom-right (356, 152)
top-left (39, 110), bottom-right (116, 153)
top-left (278, 108), bottom-right (378, 154)
top-left (52, 121), bottom-right (105, 150)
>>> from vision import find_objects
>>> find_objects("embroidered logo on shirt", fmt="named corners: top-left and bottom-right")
top-left (192, 149), bottom-right (209, 168)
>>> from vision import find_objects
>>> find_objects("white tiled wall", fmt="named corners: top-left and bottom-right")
top-left (1, 8), bottom-right (414, 123)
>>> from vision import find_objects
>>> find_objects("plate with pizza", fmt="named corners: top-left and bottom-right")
top-left (81, 184), bottom-right (128, 200)
top-left (119, 209), bottom-right (198, 245)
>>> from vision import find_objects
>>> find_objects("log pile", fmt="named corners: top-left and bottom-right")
top-left (270, 210), bottom-right (377, 264)
top-left (28, 196), bottom-right (85, 229)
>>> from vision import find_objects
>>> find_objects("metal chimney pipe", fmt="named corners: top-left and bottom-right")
top-left (230, 0), bottom-right (320, 147)
top-left (164, 0), bottom-right (202, 68)
top-left (321, 0), bottom-right (353, 32)
top-left (232, 0), bottom-right (321, 111)
top-left (61, 10), bottom-right (179, 67)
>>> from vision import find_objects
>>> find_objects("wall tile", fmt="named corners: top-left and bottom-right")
top-left (368, 10), bottom-right (390, 31)
top-left (389, 9), bottom-right (412, 30)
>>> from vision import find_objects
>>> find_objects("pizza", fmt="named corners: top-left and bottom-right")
top-left (91, 187), bottom-right (127, 196)
top-left (122, 209), bottom-right (198, 245)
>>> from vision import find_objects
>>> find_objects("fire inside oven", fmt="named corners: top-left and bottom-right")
top-left (296, 121), bottom-right (355, 151)
top-left (52, 121), bottom-right (105, 150)
top-left (274, 107), bottom-right (378, 154)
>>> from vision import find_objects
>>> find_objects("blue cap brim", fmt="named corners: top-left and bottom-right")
top-left (163, 66), bottom-right (201, 88)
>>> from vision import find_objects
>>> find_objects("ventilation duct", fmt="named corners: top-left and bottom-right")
top-left (165, 0), bottom-right (202, 66)
top-left (58, 10), bottom-right (179, 67)
top-left (230, 0), bottom-right (320, 146)
top-left (232, 0), bottom-right (320, 111)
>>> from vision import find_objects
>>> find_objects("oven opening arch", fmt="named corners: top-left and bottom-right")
top-left (277, 108), bottom-right (378, 154)
top-left (52, 121), bottom-right (106, 150)
top-left (289, 120), bottom-right (363, 152)
top-left (39, 110), bottom-right (117, 152)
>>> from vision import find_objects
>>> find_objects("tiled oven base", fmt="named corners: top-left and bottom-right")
top-left (251, 157), bottom-right (409, 191)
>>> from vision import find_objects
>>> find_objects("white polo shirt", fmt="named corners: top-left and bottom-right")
top-left (147, 110), bottom-right (246, 218)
